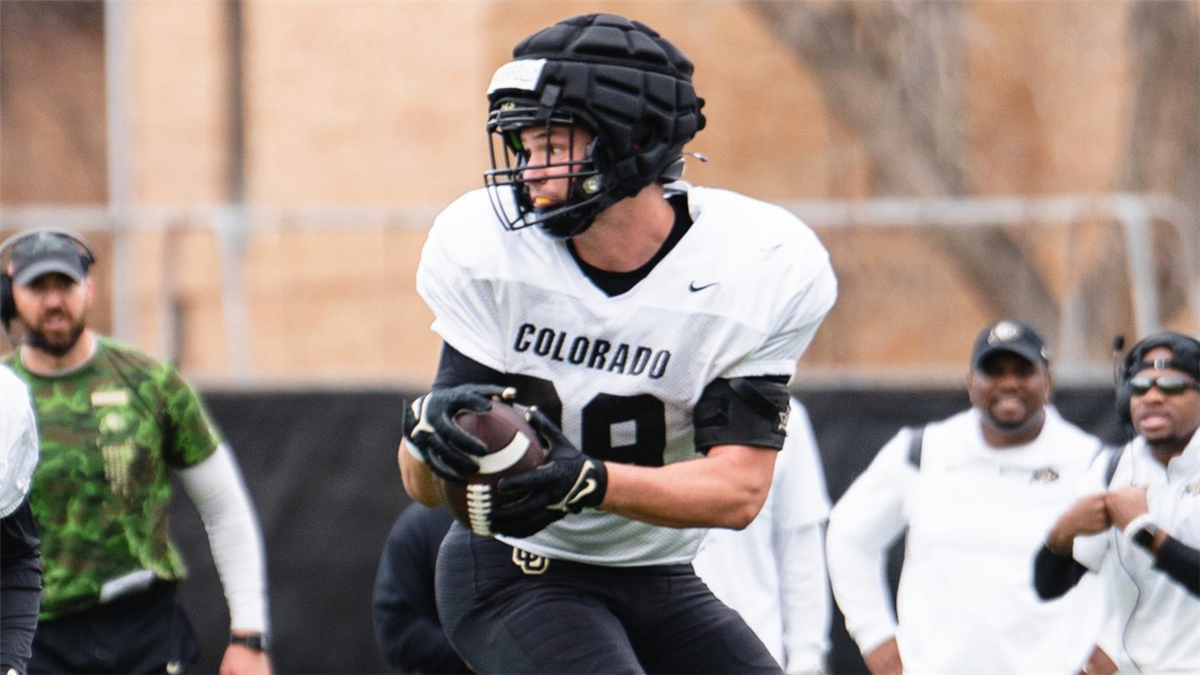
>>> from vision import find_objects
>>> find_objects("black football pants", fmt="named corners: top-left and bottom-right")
top-left (436, 523), bottom-right (782, 675)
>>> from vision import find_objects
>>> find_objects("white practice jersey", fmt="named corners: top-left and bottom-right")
top-left (417, 185), bottom-right (837, 566)
top-left (0, 363), bottom-right (39, 518)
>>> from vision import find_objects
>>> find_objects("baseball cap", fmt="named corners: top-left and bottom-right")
top-left (970, 320), bottom-right (1051, 369)
top-left (9, 231), bottom-right (91, 286)
top-left (1123, 332), bottom-right (1200, 381)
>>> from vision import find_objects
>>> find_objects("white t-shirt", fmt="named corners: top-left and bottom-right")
top-left (827, 406), bottom-right (1107, 674)
top-left (0, 363), bottom-right (39, 518)
top-left (693, 398), bottom-right (832, 673)
top-left (1072, 431), bottom-right (1200, 675)
top-left (417, 185), bottom-right (837, 566)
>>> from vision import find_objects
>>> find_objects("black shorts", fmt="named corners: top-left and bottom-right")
top-left (436, 523), bottom-right (780, 675)
top-left (28, 581), bottom-right (198, 675)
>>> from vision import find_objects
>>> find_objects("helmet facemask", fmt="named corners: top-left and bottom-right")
top-left (485, 101), bottom-right (618, 239)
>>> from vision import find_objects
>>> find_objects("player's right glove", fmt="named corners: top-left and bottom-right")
top-left (403, 384), bottom-right (512, 483)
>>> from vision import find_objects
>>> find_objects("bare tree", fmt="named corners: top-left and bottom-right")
top-left (751, 0), bottom-right (1061, 340)
top-left (1119, 0), bottom-right (1200, 326)
top-left (0, 1), bottom-right (107, 204)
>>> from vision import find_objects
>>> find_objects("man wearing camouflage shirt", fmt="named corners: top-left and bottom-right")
top-left (1, 229), bottom-right (272, 675)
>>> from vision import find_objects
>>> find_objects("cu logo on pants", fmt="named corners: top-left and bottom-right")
top-left (511, 548), bottom-right (550, 575)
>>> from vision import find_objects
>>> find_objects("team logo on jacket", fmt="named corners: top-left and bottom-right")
top-left (1031, 467), bottom-right (1060, 483)
top-left (1186, 482), bottom-right (1200, 496)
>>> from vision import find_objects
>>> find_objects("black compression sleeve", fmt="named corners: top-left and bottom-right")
top-left (432, 342), bottom-right (506, 390)
top-left (1, 499), bottom-right (42, 675)
top-left (1154, 536), bottom-right (1200, 597)
top-left (430, 343), bottom-right (564, 424)
top-left (1033, 544), bottom-right (1087, 600)
top-left (693, 376), bottom-right (790, 453)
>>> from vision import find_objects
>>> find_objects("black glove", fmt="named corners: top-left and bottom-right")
top-left (404, 384), bottom-right (512, 482)
top-left (490, 407), bottom-right (608, 538)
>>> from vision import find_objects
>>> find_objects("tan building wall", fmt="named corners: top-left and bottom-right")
top-left (1, 1), bottom-right (1194, 386)
top-left (0, 2), bottom-right (108, 204)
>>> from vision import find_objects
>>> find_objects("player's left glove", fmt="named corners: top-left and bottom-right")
top-left (489, 407), bottom-right (608, 538)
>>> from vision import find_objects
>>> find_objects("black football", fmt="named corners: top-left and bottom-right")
top-left (437, 401), bottom-right (548, 536)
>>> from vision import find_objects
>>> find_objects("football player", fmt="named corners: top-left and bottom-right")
top-left (1, 363), bottom-right (41, 675)
top-left (398, 13), bottom-right (836, 674)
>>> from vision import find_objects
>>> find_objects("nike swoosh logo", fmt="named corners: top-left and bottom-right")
top-left (689, 281), bottom-right (719, 292)
top-left (567, 479), bottom-right (597, 505)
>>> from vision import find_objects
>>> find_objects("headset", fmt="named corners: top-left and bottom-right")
top-left (1112, 335), bottom-right (1136, 435)
top-left (0, 228), bottom-right (97, 333)
top-left (1114, 331), bottom-right (1200, 428)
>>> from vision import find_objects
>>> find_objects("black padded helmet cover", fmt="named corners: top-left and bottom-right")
top-left (485, 14), bottom-right (706, 237)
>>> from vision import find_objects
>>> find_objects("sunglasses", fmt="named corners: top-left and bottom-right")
top-left (1128, 376), bottom-right (1200, 397)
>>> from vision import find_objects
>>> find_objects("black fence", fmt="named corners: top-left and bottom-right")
top-left (170, 386), bottom-right (1125, 674)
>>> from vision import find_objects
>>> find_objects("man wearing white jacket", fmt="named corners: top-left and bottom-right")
top-left (826, 320), bottom-right (1108, 675)
top-left (1036, 332), bottom-right (1200, 675)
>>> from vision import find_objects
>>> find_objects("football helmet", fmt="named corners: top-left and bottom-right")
top-left (484, 14), bottom-right (706, 239)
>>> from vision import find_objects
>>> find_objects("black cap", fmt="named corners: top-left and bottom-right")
top-left (971, 320), bottom-right (1051, 369)
top-left (10, 231), bottom-right (90, 286)
top-left (1123, 332), bottom-right (1200, 381)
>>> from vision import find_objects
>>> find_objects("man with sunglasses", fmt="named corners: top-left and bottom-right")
top-left (1036, 331), bottom-right (1200, 675)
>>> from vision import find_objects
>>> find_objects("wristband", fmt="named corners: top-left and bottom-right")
top-left (1123, 513), bottom-right (1158, 551)
top-left (230, 633), bottom-right (269, 652)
